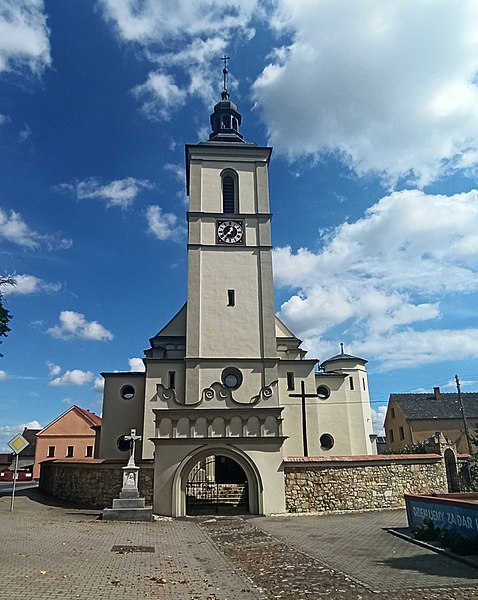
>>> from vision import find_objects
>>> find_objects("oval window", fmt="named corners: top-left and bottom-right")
top-left (221, 367), bottom-right (243, 390)
top-left (320, 433), bottom-right (334, 451)
top-left (317, 385), bottom-right (330, 399)
top-left (117, 435), bottom-right (131, 452)
top-left (120, 384), bottom-right (135, 400)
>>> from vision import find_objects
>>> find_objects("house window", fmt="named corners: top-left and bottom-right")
top-left (48, 446), bottom-right (55, 458)
top-left (67, 446), bottom-right (74, 457)
top-left (227, 289), bottom-right (235, 306)
top-left (320, 433), bottom-right (334, 450)
top-left (349, 376), bottom-right (354, 390)
top-left (362, 378), bottom-right (366, 391)
top-left (222, 172), bottom-right (237, 213)
top-left (168, 371), bottom-right (176, 389)
top-left (86, 445), bottom-right (93, 458)
top-left (389, 429), bottom-right (394, 443)
top-left (287, 372), bottom-right (294, 390)
top-left (399, 426), bottom-right (405, 441)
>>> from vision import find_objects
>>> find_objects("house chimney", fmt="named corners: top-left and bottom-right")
top-left (433, 386), bottom-right (441, 399)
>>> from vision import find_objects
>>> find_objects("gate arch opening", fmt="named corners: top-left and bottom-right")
top-left (186, 455), bottom-right (248, 515)
top-left (173, 446), bottom-right (263, 517)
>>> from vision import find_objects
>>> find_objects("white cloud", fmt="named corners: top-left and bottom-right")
top-left (371, 405), bottom-right (387, 436)
top-left (99, 0), bottom-right (258, 119)
top-left (0, 0), bottom-right (51, 75)
top-left (18, 123), bottom-right (31, 142)
top-left (0, 370), bottom-right (7, 380)
top-left (129, 357), bottom-right (145, 372)
top-left (56, 177), bottom-right (154, 209)
top-left (49, 369), bottom-right (94, 387)
top-left (146, 205), bottom-right (185, 241)
top-left (252, 0), bottom-right (478, 186)
top-left (275, 189), bottom-right (478, 370)
top-left (164, 163), bottom-right (186, 183)
top-left (46, 361), bottom-right (61, 377)
top-left (2, 274), bottom-right (61, 295)
top-left (47, 311), bottom-right (113, 342)
top-left (0, 114), bottom-right (10, 124)
top-left (0, 208), bottom-right (72, 250)
top-left (93, 377), bottom-right (104, 392)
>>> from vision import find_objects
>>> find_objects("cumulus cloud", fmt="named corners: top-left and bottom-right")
top-left (99, 0), bottom-right (258, 119)
top-left (129, 357), bottom-right (145, 372)
top-left (55, 177), bottom-right (154, 209)
top-left (0, 0), bottom-right (51, 75)
top-left (0, 114), bottom-right (10, 124)
top-left (371, 405), bottom-right (387, 436)
top-left (2, 274), bottom-right (61, 295)
top-left (47, 311), bottom-right (113, 341)
top-left (0, 208), bottom-right (72, 250)
top-left (49, 369), bottom-right (94, 386)
top-left (93, 377), bottom-right (105, 392)
top-left (274, 189), bottom-right (478, 370)
top-left (146, 205), bottom-right (185, 241)
top-left (0, 370), bottom-right (7, 380)
top-left (252, 0), bottom-right (478, 186)
top-left (46, 361), bottom-right (61, 377)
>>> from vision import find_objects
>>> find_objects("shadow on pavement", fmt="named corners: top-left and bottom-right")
top-left (376, 553), bottom-right (478, 580)
top-left (1, 484), bottom-right (102, 514)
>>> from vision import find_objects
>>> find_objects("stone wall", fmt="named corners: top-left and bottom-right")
top-left (39, 459), bottom-right (154, 508)
top-left (284, 454), bottom-right (447, 513)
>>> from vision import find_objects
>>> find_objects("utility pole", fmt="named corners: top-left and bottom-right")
top-left (455, 374), bottom-right (473, 455)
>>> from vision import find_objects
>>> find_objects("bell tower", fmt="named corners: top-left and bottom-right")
top-left (184, 61), bottom-right (277, 405)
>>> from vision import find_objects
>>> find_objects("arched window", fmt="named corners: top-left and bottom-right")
top-left (222, 173), bottom-right (237, 213)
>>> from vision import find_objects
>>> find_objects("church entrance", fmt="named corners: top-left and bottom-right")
top-left (185, 455), bottom-right (249, 515)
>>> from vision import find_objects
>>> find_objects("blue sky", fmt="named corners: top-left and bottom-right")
top-left (2, 0), bottom-right (478, 450)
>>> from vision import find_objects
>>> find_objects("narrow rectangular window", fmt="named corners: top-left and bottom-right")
top-left (391, 407), bottom-right (395, 419)
top-left (86, 445), bottom-right (93, 458)
top-left (67, 446), bottom-right (74, 457)
top-left (362, 378), bottom-right (366, 391)
top-left (349, 376), bottom-right (354, 390)
top-left (399, 426), bottom-right (405, 441)
top-left (48, 446), bottom-right (55, 458)
top-left (287, 372), bottom-right (294, 390)
top-left (389, 429), bottom-right (394, 443)
top-left (227, 289), bottom-right (235, 306)
top-left (168, 371), bottom-right (176, 389)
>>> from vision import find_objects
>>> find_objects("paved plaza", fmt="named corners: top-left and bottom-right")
top-left (1, 485), bottom-right (478, 599)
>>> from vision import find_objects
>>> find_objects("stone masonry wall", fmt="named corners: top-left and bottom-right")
top-left (284, 455), bottom-right (447, 513)
top-left (39, 460), bottom-right (153, 508)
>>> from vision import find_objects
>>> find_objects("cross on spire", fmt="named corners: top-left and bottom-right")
top-left (221, 54), bottom-right (230, 99)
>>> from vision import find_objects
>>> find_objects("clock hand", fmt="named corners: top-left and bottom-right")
top-left (226, 226), bottom-right (234, 236)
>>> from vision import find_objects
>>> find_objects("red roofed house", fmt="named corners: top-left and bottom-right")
top-left (33, 406), bottom-right (102, 479)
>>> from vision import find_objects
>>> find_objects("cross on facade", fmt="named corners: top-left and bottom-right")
top-left (289, 380), bottom-right (318, 457)
top-left (125, 428), bottom-right (142, 466)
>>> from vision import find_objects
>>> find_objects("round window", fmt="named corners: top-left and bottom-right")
top-left (117, 435), bottom-right (131, 452)
top-left (221, 367), bottom-right (243, 390)
top-left (320, 433), bottom-right (334, 451)
top-left (317, 385), bottom-right (330, 399)
top-left (120, 384), bottom-right (135, 400)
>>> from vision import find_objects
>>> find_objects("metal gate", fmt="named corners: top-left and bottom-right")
top-left (185, 456), bottom-right (249, 515)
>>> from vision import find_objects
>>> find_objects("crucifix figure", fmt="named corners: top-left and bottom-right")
top-left (289, 381), bottom-right (318, 457)
top-left (125, 428), bottom-right (142, 467)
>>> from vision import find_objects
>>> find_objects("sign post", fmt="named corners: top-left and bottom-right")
top-left (7, 433), bottom-right (29, 512)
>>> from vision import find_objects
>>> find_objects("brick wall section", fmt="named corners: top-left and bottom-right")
top-left (284, 454), bottom-right (448, 513)
top-left (39, 459), bottom-right (154, 508)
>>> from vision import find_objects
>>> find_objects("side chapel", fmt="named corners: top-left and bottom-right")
top-left (98, 65), bottom-right (376, 516)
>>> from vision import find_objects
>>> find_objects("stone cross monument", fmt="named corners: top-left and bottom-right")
top-left (103, 428), bottom-right (152, 521)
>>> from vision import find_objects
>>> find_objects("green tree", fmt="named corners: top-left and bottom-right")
top-left (0, 276), bottom-right (15, 357)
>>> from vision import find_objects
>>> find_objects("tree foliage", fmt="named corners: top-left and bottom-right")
top-left (0, 276), bottom-right (15, 356)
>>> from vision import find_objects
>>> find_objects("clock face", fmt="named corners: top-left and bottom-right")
top-left (217, 220), bottom-right (244, 244)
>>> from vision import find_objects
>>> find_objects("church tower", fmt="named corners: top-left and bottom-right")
top-left (98, 62), bottom-right (376, 517)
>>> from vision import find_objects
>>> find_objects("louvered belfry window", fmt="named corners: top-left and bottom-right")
top-left (222, 175), bottom-right (235, 213)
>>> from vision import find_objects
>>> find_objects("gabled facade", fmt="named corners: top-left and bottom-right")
top-left (33, 406), bottom-right (101, 479)
top-left (384, 387), bottom-right (478, 454)
top-left (99, 69), bottom-right (376, 516)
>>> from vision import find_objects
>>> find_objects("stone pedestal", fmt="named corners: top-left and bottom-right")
top-left (103, 462), bottom-right (153, 521)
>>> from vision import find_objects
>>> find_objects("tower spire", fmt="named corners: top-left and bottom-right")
top-left (208, 57), bottom-right (244, 143)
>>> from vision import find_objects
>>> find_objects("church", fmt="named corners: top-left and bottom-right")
top-left (98, 65), bottom-right (376, 516)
